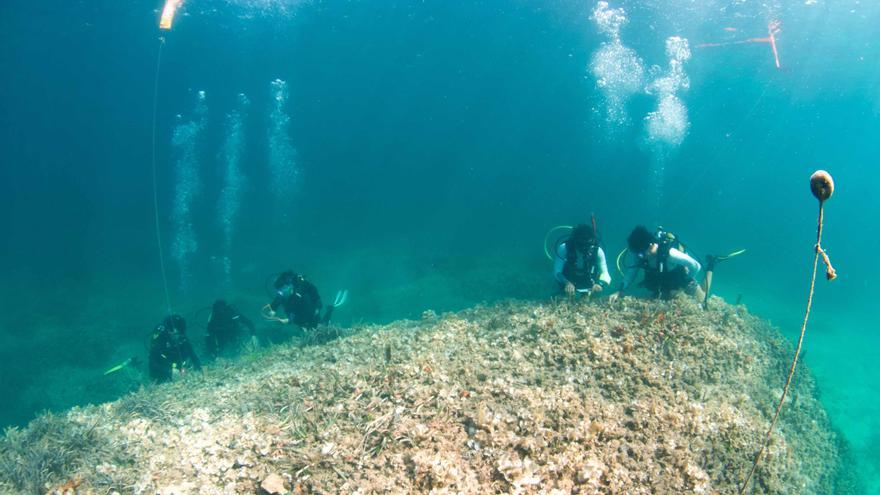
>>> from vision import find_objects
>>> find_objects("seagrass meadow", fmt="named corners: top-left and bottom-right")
top-left (0, 297), bottom-right (857, 494)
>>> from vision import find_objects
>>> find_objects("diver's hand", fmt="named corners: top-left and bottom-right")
top-left (261, 304), bottom-right (276, 319)
top-left (591, 283), bottom-right (603, 293)
top-left (565, 282), bottom-right (576, 296)
top-left (608, 292), bottom-right (620, 303)
top-left (279, 318), bottom-right (289, 324)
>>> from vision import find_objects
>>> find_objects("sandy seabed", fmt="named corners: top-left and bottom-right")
top-left (0, 295), bottom-right (855, 494)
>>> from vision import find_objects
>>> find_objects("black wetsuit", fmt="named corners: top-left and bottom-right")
top-left (206, 301), bottom-right (255, 357)
top-left (149, 325), bottom-right (202, 383)
top-left (270, 279), bottom-right (328, 329)
top-left (641, 262), bottom-right (693, 297)
top-left (554, 242), bottom-right (612, 292)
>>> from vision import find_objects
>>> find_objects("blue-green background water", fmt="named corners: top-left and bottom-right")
top-left (1, 0), bottom-right (878, 490)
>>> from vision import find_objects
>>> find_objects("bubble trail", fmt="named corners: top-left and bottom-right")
top-left (268, 79), bottom-right (299, 221)
top-left (588, 1), bottom-right (645, 127)
top-left (644, 37), bottom-right (691, 215)
top-left (170, 90), bottom-right (207, 292)
top-left (218, 93), bottom-right (249, 286)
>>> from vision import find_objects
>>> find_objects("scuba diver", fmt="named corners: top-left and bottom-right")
top-left (553, 223), bottom-right (612, 297)
top-left (148, 314), bottom-right (202, 383)
top-left (609, 226), bottom-right (705, 301)
top-left (262, 270), bottom-right (348, 329)
top-left (205, 299), bottom-right (255, 357)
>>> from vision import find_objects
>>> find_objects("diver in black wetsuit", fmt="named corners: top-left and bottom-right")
top-left (148, 314), bottom-right (201, 383)
top-left (553, 224), bottom-right (612, 297)
top-left (609, 226), bottom-right (704, 301)
top-left (262, 271), bottom-right (332, 329)
top-left (205, 299), bottom-right (255, 357)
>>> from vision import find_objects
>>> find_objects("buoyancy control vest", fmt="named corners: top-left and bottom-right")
top-left (562, 240), bottom-right (599, 288)
top-left (639, 228), bottom-right (693, 295)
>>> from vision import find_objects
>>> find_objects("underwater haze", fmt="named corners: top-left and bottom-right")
top-left (1, 0), bottom-right (879, 491)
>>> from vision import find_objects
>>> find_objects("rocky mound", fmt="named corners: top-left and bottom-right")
top-left (0, 297), bottom-right (853, 494)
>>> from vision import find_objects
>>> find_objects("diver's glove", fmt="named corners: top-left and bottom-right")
top-left (332, 289), bottom-right (349, 308)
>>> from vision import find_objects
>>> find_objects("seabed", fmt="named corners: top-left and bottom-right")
top-left (0, 296), bottom-right (856, 494)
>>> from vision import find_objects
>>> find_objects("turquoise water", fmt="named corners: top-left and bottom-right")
top-left (1, 0), bottom-right (877, 491)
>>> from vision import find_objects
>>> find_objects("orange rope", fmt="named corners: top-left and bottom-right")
top-left (739, 200), bottom-right (832, 494)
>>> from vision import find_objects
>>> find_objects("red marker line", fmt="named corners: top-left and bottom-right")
top-left (768, 25), bottom-right (781, 68)
top-left (697, 20), bottom-right (782, 69)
